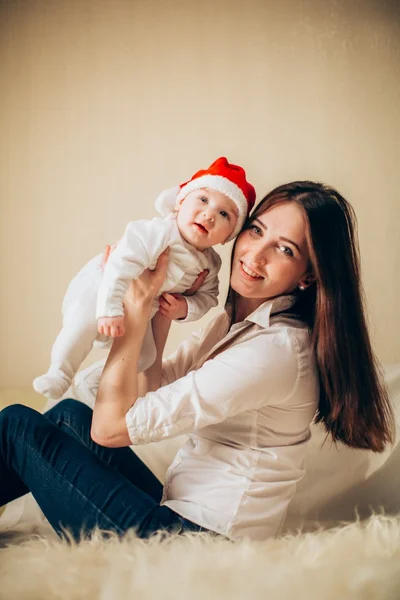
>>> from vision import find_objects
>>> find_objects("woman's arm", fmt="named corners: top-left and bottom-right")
top-left (90, 249), bottom-right (170, 448)
top-left (137, 269), bottom-right (209, 396)
top-left (138, 312), bottom-right (172, 396)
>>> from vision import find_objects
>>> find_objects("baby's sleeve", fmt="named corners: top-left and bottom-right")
top-left (96, 217), bottom-right (170, 319)
top-left (177, 250), bottom-right (222, 323)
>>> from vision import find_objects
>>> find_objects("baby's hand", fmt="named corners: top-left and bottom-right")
top-left (158, 293), bottom-right (188, 321)
top-left (97, 316), bottom-right (126, 337)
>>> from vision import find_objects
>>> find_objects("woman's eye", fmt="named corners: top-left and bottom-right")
top-left (220, 211), bottom-right (229, 219)
top-left (279, 245), bottom-right (294, 257)
top-left (200, 196), bottom-right (208, 203)
top-left (249, 225), bottom-right (262, 235)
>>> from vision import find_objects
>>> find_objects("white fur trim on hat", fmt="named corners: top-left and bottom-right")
top-left (177, 175), bottom-right (248, 242)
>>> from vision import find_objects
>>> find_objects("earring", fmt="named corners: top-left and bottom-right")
top-left (298, 284), bottom-right (305, 291)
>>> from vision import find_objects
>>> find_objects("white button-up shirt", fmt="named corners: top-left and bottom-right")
top-left (125, 296), bottom-right (319, 541)
top-left (95, 215), bottom-right (221, 323)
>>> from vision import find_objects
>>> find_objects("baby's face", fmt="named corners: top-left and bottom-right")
top-left (176, 188), bottom-right (238, 250)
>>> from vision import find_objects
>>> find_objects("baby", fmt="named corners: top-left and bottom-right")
top-left (33, 157), bottom-right (256, 400)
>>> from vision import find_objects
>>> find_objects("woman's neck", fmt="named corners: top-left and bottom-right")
top-left (234, 295), bottom-right (267, 323)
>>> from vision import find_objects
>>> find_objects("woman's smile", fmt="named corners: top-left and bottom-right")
top-left (239, 261), bottom-right (264, 280)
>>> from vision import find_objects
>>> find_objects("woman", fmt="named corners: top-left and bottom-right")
top-left (0, 181), bottom-right (394, 542)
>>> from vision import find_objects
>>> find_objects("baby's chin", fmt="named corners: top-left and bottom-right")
top-left (193, 235), bottom-right (232, 250)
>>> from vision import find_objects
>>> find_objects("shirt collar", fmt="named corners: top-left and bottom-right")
top-left (226, 294), bottom-right (297, 330)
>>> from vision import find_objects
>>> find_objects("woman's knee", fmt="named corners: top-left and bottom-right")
top-left (0, 404), bottom-right (32, 419)
top-left (44, 398), bottom-right (92, 425)
top-left (0, 403), bottom-right (34, 422)
top-left (0, 404), bottom-right (39, 439)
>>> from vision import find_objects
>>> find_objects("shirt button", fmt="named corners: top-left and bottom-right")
top-left (170, 277), bottom-right (176, 283)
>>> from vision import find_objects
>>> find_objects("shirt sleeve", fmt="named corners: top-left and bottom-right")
top-left (178, 272), bottom-right (219, 323)
top-left (161, 330), bottom-right (205, 386)
top-left (96, 217), bottom-right (170, 318)
top-left (161, 311), bottom-right (226, 385)
top-left (126, 328), bottom-right (300, 444)
top-left (176, 249), bottom-right (222, 323)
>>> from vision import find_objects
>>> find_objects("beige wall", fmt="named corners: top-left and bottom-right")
top-left (1, 0), bottom-right (399, 388)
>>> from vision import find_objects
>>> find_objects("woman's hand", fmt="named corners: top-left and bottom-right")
top-left (100, 244), bottom-right (170, 317)
top-left (123, 248), bottom-right (170, 314)
top-left (100, 244), bottom-right (116, 271)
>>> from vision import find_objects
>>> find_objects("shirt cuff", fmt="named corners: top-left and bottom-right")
top-left (125, 411), bottom-right (194, 445)
top-left (174, 296), bottom-right (198, 324)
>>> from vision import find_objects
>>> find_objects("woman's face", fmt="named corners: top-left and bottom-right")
top-left (230, 202), bottom-right (311, 307)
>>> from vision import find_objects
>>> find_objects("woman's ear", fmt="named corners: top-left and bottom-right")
top-left (298, 273), bottom-right (315, 290)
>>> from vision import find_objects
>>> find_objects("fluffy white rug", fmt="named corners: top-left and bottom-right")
top-left (0, 514), bottom-right (399, 600)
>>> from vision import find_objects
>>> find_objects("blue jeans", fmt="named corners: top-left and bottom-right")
top-left (0, 399), bottom-right (207, 541)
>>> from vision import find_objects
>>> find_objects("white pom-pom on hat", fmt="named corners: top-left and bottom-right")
top-left (154, 185), bottom-right (181, 217)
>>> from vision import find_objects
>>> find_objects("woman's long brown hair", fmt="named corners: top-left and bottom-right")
top-left (227, 181), bottom-right (395, 452)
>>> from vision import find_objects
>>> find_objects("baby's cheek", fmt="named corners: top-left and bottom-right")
top-left (227, 220), bottom-right (236, 236)
top-left (216, 224), bottom-right (230, 240)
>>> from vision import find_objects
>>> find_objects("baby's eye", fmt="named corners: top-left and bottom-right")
top-left (279, 245), bottom-right (294, 257)
top-left (200, 196), bottom-right (208, 204)
top-left (220, 210), bottom-right (229, 219)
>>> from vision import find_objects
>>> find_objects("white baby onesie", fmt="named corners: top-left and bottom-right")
top-left (33, 214), bottom-right (221, 400)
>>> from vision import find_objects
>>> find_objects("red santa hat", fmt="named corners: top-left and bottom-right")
top-left (155, 157), bottom-right (256, 242)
